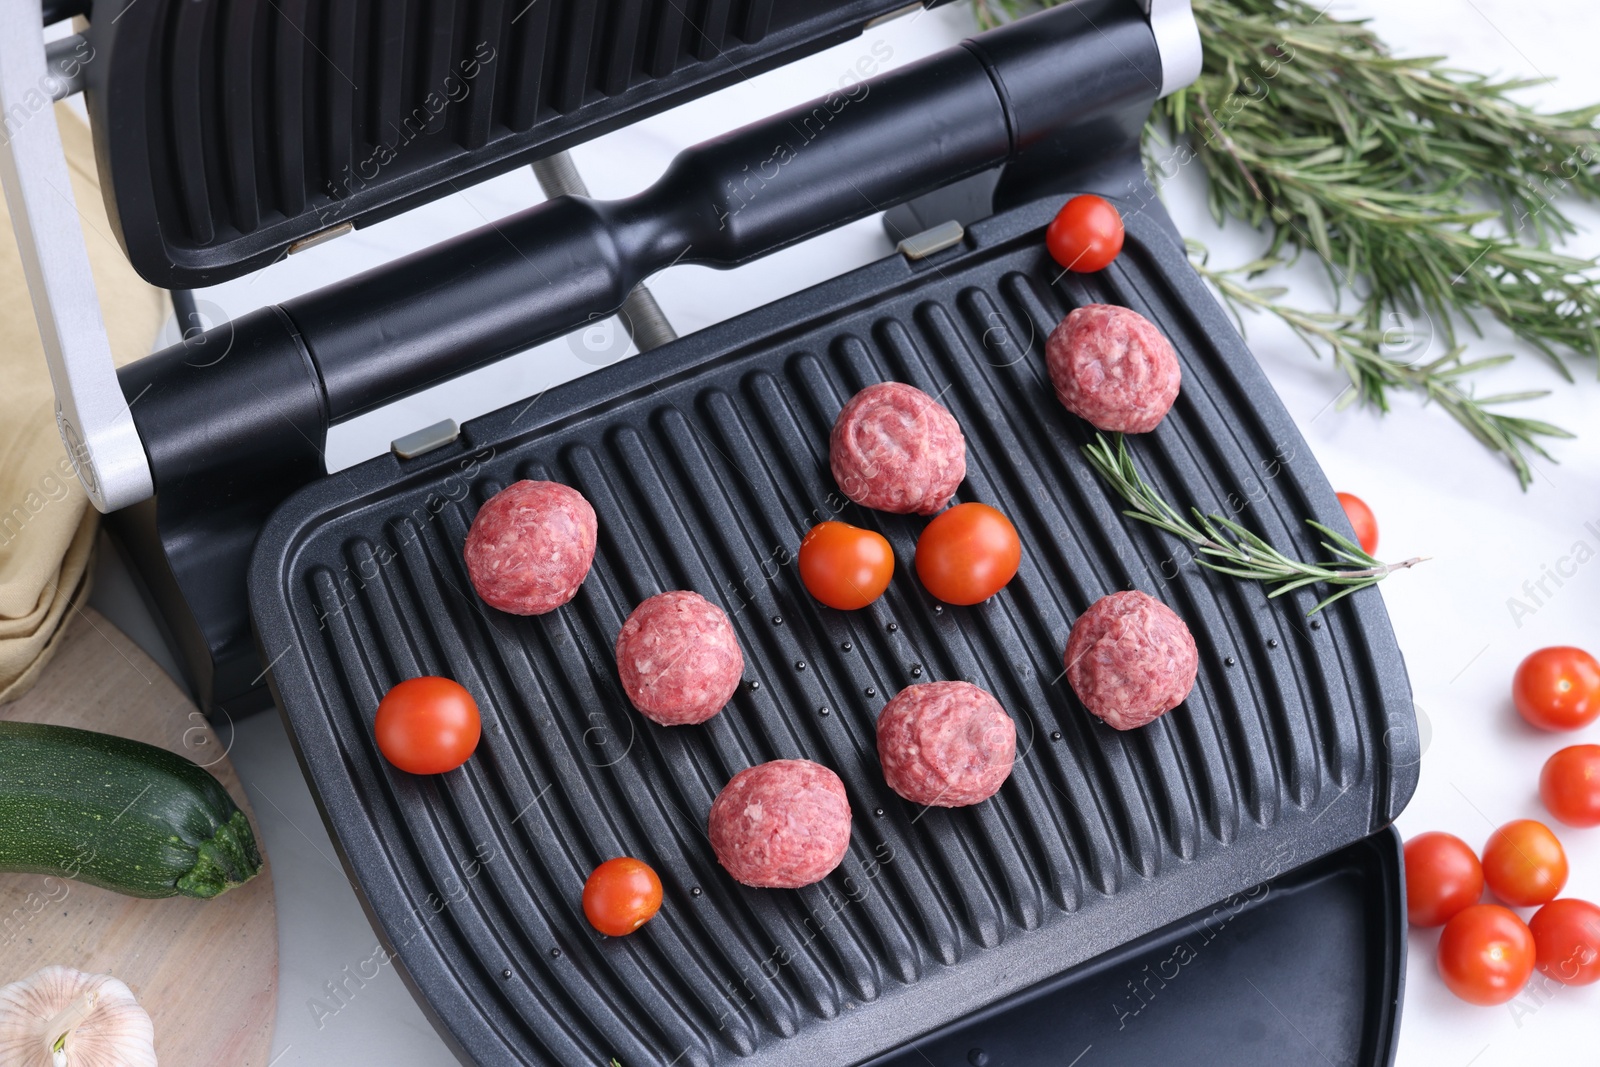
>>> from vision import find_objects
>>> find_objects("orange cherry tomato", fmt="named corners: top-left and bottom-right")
top-left (798, 521), bottom-right (894, 610)
top-left (1482, 819), bottom-right (1568, 907)
top-left (1437, 904), bottom-right (1535, 1005)
top-left (1530, 898), bottom-right (1600, 986)
top-left (915, 502), bottom-right (1022, 606)
top-left (1335, 492), bottom-right (1379, 555)
top-left (374, 677), bottom-right (481, 775)
top-left (1404, 832), bottom-right (1484, 927)
top-left (582, 857), bottom-right (664, 937)
top-left (1514, 646), bottom-right (1600, 731)
top-left (1045, 194), bottom-right (1124, 273)
top-left (1541, 745), bottom-right (1600, 828)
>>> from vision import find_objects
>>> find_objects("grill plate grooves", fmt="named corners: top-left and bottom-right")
top-left (250, 199), bottom-right (1417, 1066)
top-left (90, 0), bottom-right (931, 286)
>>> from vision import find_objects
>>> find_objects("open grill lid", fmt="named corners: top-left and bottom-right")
top-left (85, 0), bottom-right (968, 288)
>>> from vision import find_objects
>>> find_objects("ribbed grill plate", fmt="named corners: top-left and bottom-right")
top-left (249, 199), bottom-right (1417, 1066)
top-left (90, 0), bottom-right (929, 286)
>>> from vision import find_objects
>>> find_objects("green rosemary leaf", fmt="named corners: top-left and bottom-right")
top-left (1262, 572), bottom-right (1335, 597)
top-left (1310, 581), bottom-right (1379, 614)
top-left (1304, 521), bottom-right (1374, 562)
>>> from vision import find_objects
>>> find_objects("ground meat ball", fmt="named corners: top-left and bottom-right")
top-left (1046, 304), bottom-right (1181, 433)
top-left (708, 760), bottom-right (852, 889)
top-left (830, 382), bottom-right (966, 515)
top-left (615, 591), bottom-right (744, 726)
top-left (1065, 590), bottom-right (1199, 730)
top-left (464, 480), bottom-right (597, 615)
top-left (877, 681), bottom-right (1016, 807)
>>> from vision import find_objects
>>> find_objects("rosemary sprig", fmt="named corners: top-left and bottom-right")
top-left (1082, 432), bottom-right (1427, 613)
top-left (1190, 248), bottom-right (1575, 489)
top-left (973, 0), bottom-right (1600, 485)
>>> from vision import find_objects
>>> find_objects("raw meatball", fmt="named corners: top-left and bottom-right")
top-left (1046, 304), bottom-right (1181, 433)
top-left (830, 382), bottom-right (965, 515)
top-left (464, 480), bottom-right (597, 615)
top-left (709, 760), bottom-right (852, 889)
top-left (877, 681), bottom-right (1015, 807)
top-left (615, 591), bottom-right (744, 726)
top-left (1065, 590), bottom-right (1198, 730)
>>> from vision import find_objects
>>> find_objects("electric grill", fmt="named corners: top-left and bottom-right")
top-left (0, 1), bottom-right (1420, 1064)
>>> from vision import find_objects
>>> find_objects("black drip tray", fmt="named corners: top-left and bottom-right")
top-left (249, 197), bottom-right (1418, 1067)
top-left (868, 828), bottom-right (1405, 1067)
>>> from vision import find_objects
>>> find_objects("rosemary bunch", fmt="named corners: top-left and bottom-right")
top-left (1082, 433), bottom-right (1427, 612)
top-left (974, 0), bottom-right (1600, 485)
top-left (1163, 0), bottom-right (1600, 363)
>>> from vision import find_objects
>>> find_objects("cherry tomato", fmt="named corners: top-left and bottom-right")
top-left (1541, 745), bottom-right (1600, 828)
top-left (1530, 898), bottom-right (1600, 986)
top-left (582, 857), bottom-right (663, 937)
top-left (1334, 492), bottom-right (1379, 555)
top-left (798, 521), bottom-right (894, 610)
top-left (1045, 195), bottom-right (1124, 273)
top-left (915, 502), bottom-right (1022, 606)
top-left (1482, 819), bottom-right (1568, 907)
top-left (374, 677), bottom-right (481, 774)
top-left (1514, 646), bottom-right (1600, 731)
top-left (1403, 832), bottom-right (1484, 927)
top-left (1437, 904), bottom-right (1535, 1005)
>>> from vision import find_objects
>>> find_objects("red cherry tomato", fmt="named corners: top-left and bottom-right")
top-left (1541, 745), bottom-right (1600, 828)
top-left (1403, 832), bottom-right (1484, 927)
top-left (798, 521), bottom-right (894, 610)
top-left (1482, 819), bottom-right (1568, 907)
top-left (1334, 492), bottom-right (1379, 555)
top-left (1045, 195), bottom-right (1125, 273)
top-left (1530, 898), bottom-right (1600, 986)
top-left (582, 857), bottom-right (664, 937)
top-left (1514, 646), bottom-right (1600, 731)
top-left (914, 502), bottom-right (1022, 606)
top-left (1437, 904), bottom-right (1535, 1005)
top-left (374, 677), bottom-right (481, 774)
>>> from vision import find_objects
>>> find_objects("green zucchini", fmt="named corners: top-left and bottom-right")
top-left (0, 720), bottom-right (262, 899)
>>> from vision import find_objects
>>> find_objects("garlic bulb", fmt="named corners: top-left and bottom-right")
top-left (0, 967), bottom-right (156, 1067)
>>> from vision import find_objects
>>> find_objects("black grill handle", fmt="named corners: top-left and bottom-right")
top-left (295, 45), bottom-right (1016, 422)
top-left (123, 0), bottom-right (1162, 486)
top-left (43, 0), bottom-right (87, 24)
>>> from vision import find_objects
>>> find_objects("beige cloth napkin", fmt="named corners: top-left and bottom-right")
top-left (0, 103), bottom-right (166, 702)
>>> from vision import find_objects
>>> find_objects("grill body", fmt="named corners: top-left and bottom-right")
top-left (249, 199), bottom-right (1418, 1066)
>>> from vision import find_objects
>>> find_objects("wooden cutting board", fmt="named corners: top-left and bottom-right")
top-left (0, 607), bottom-right (277, 1066)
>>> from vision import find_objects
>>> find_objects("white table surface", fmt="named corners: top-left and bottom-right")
top-left (86, 1), bottom-right (1600, 1063)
